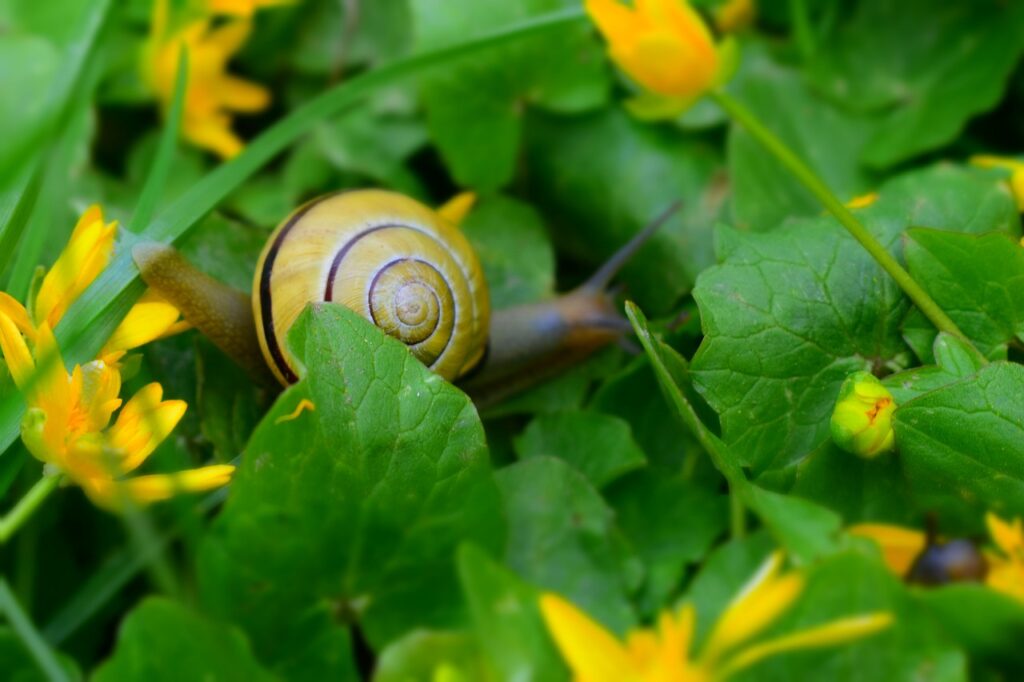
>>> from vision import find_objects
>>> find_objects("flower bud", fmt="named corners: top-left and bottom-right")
top-left (830, 371), bottom-right (896, 458)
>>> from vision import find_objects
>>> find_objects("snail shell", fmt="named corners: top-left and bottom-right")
top-left (253, 190), bottom-right (490, 385)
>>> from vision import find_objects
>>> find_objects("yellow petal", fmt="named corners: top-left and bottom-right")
top-left (107, 383), bottom-right (187, 472)
top-left (81, 464), bottom-right (235, 511)
top-left (206, 20), bottom-right (252, 57)
top-left (614, 31), bottom-right (716, 99)
top-left (35, 206), bottom-right (117, 328)
top-left (848, 523), bottom-right (927, 575)
top-left (702, 552), bottom-right (804, 663)
top-left (30, 324), bottom-right (72, 420)
top-left (182, 114), bottom-right (245, 159)
top-left (218, 75), bottom-right (270, 112)
top-left (101, 290), bottom-right (183, 356)
top-left (121, 464), bottom-right (236, 502)
top-left (986, 559), bottom-right (1024, 603)
top-left (986, 513), bottom-right (1024, 557)
top-left (0, 310), bottom-right (36, 390)
top-left (716, 613), bottom-right (893, 678)
top-left (539, 593), bottom-right (641, 682)
top-left (437, 192), bottom-right (477, 228)
top-left (0, 292), bottom-right (36, 341)
top-left (586, 0), bottom-right (644, 51)
top-left (78, 360), bottom-right (123, 433)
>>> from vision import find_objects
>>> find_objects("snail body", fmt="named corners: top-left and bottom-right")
top-left (133, 189), bottom-right (667, 401)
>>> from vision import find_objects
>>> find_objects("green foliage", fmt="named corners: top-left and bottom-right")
top-left (807, 0), bottom-right (1024, 168)
top-left (198, 305), bottom-right (504, 672)
top-left (92, 598), bottom-right (275, 682)
top-left (2, 0), bottom-right (1024, 679)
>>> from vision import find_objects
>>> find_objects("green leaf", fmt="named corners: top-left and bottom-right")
top-left (410, 0), bottom-right (608, 190)
top-left (605, 471), bottom-right (727, 612)
top-left (457, 544), bottom-right (568, 682)
top-left (375, 631), bottom-right (487, 682)
top-left (894, 362), bottom-right (1024, 518)
top-left (495, 457), bottom-right (637, 635)
top-left (904, 229), bottom-right (1024, 359)
top-left (198, 304), bottom-right (505, 667)
top-left (916, 585), bottom-right (1024, 672)
top-left (462, 195), bottom-right (554, 309)
top-left (525, 108), bottom-right (726, 312)
top-left (807, 0), bottom-right (1024, 168)
top-left (727, 43), bottom-right (877, 230)
top-left (92, 598), bottom-right (276, 682)
top-left (591, 356), bottom-right (701, 472)
top-left (514, 411), bottom-right (646, 488)
top-left (690, 165), bottom-right (1016, 479)
top-left (742, 486), bottom-right (842, 564)
top-left (884, 333), bottom-right (985, 405)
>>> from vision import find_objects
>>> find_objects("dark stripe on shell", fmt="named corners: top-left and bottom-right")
top-left (259, 194), bottom-right (339, 383)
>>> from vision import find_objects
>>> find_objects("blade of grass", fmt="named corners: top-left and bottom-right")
top-left (6, 102), bottom-right (93, 299)
top-left (0, 165), bottom-right (43, 283)
top-left (0, 580), bottom-right (75, 682)
top-left (0, 0), bottom-right (112, 188)
top-left (128, 48), bottom-right (189, 234)
top-left (42, 487), bottom-right (228, 645)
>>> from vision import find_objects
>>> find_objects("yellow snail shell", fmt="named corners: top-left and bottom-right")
top-left (253, 189), bottom-right (490, 385)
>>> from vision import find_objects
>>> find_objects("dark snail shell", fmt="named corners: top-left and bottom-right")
top-left (252, 190), bottom-right (490, 384)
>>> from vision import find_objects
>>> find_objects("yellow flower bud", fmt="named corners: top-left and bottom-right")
top-left (585, 0), bottom-right (739, 117)
top-left (830, 371), bottom-right (896, 458)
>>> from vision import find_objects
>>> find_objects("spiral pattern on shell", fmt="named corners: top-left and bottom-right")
top-left (253, 190), bottom-right (490, 385)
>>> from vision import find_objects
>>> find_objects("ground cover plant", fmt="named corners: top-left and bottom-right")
top-left (1, 0), bottom-right (1024, 679)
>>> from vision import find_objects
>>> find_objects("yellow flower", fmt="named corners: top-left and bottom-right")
top-left (970, 155), bottom-right (1024, 212)
top-left (0, 206), bottom-right (186, 365)
top-left (144, 0), bottom-right (270, 159)
top-left (985, 513), bottom-right (1024, 603)
top-left (541, 552), bottom-right (893, 681)
top-left (0, 316), bottom-right (233, 511)
top-left (586, 0), bottom-right (738, 118)
top-left (206, 0), bottom-right (291, 18)
top-left (830, 371), bottom-right (896, 458)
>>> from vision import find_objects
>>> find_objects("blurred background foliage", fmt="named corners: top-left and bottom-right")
top-left (2, 0), bottom-right (1024, 679)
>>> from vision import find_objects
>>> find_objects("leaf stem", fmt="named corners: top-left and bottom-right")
top-left (0, 475), bottom-right (60, 545)
top-left (710, 89), bottom-right (985, 363)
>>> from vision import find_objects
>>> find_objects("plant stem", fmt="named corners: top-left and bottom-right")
top-left (0, 475), bottom-right (60, 545)
top-left (730, 490), bottom-right (746, 539)
top-left (710, 89), bottom-right (986, 363)
top-left (0, 580), bottom-right (73, 682)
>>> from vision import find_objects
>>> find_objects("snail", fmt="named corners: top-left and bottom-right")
top-left (132, 189), bottom-right (674, 402)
